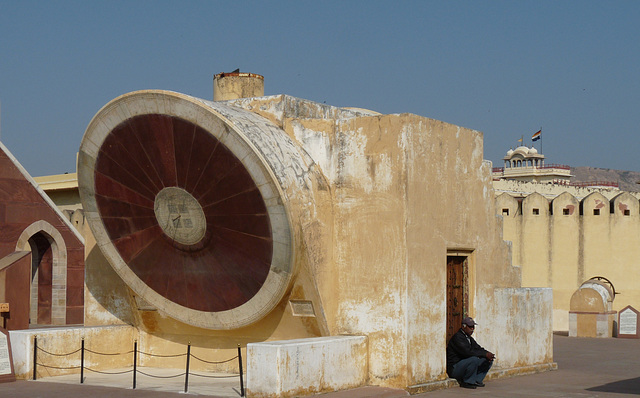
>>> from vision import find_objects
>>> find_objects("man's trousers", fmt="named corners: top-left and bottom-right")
top-left (449, 357), bottom-right (492, 385)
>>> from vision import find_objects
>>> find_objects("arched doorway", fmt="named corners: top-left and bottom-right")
top-left (29, 233), bottom-right (54, 325)
top-left (16, 220), bottom-right (68, 327)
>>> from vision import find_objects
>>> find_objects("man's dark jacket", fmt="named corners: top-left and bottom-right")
top-left (446, 328), bottom-right (489, 375)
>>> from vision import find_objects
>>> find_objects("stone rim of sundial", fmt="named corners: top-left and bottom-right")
top-left (78, 90), bottom-right (295, 330)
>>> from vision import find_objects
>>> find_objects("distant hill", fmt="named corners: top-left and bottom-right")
top-left (571, 167), bottom-right (640, 192)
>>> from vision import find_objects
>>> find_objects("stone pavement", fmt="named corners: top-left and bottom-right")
top-left (1, 334), bottom-right (639, 397)
top-left (323, 334), bottom-right (640, 398)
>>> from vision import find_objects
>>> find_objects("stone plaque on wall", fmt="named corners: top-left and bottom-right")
top-left (0, 327), bottom-right (15, 383)
top-left (618, 306), bottom-right (639, 339)
top-left (289, 300), bottom-right (316, 317)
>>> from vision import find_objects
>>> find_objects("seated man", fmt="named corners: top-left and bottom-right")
top-left (446, 317), bottom-right (495, 389)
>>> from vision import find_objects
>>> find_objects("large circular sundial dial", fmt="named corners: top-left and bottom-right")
top-left (78, 90), bottom-right (295, 330)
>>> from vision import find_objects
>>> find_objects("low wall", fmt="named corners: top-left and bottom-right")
top-left (497, 190), bottom-right (640, 333)
top-left (246, 335), bottom-right (368, 398)
top-left (485, 287), bottom-right (554, 368)
top-left (10, 324), bottom-right (250, 382)
top-left (569, 312), bottom-right (616, 338)
top-left (408, 287), bottom-right (555, 394)
top-left (10, 325), bottom-right (135, 379)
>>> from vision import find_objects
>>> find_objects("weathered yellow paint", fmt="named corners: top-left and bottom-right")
top-left (498, 188), bottom-right (640, 333)
top-left (34, 92), bottom-right (554, 393)
top-left (213, 72), bottom-right (264, 101)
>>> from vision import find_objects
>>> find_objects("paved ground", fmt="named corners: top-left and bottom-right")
top-left (326, 334), bottom-right (640, 398)
top-left (1, 334), bottom-right (639, 397)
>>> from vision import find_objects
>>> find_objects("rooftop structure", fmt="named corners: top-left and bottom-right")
top-left (492, 145), bottom-right (572, 183)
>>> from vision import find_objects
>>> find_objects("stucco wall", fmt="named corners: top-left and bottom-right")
top-left (51, 92), bottom-right (554, 392)
top-left (9, 325), bottom-right (135, 379)
top-left (481, 287), bottom-right (553, 368)
top-left (246, 336), bottom-right (368, 398)
top-left (497, 190), bottom-right (640, 331)
top-left (234, 96), bottom-right (538, 388)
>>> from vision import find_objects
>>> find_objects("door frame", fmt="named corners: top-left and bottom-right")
top-left (446, 249), bottom-right (476, 343)
top-left (16, 220), bottom-right (68, 326)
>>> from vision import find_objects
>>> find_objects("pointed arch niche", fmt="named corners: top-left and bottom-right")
top-left (15, 220), bottom-right (68, 326)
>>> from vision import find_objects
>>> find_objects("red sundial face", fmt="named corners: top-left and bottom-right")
top-left (94, 114), bottom-right (273, 312)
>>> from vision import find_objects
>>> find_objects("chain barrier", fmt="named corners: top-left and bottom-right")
top-left (35, 363), bottom-right (81, 370)
top-left (189, 372), bottom-right (241, 379)
top-left (190, 353), bottom-right (239, 364)
top-left (85, 348), bottom-right (134, 356)
top-left (32, 336), bottom-right (245, 396)
top-left (84, 367), bottom-right (134, 375)
top-left (37, 347), bottom-right (82, 357)
top-left (136, 369), bottom-right (186, 379)
top-left (138, 351), bottom-right (187, 358)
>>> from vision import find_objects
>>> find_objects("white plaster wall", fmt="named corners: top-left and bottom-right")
top-left (246, 336), bottom-right (368, 398)
top-left (10, 325), bottom-right (135, 379)
top-left (597, 313), bottom-right (611, 337)
top-left (479, 287), bottom-right (553, 369)
top-left (568, 313), bottom-right (578, 336)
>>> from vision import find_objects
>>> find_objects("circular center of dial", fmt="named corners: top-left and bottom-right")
top-left (154, 187), bottom-right (206, 245)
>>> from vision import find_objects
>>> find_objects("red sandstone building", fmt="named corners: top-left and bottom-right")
top-left (0, 142), bottom-right (84, 330)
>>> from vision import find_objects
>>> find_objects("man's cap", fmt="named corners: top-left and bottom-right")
top-left (462, 317), bottom-right (478, 326)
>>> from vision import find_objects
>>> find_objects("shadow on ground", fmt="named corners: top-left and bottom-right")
top-left (586, 376), bottom-right (640, 395)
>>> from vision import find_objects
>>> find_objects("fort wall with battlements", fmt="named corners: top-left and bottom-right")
top-left (496, 189), bottom-right (640, 331)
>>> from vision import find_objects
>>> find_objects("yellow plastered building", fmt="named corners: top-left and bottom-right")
top-left (20, 75), bottom-right (555, 396)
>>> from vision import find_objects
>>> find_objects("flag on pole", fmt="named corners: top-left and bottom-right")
top-left (517, 137), bottom-right (523, 142)
top-left (532, 130), bottom-right (541, 142)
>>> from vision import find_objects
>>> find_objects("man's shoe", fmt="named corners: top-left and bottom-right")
top-left (475, 382), bottom-right (486, 387)
top-left (460, 382), bottom-right (477, 389)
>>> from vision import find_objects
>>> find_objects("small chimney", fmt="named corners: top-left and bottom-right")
top-left (213, 70), bottom-right (264, 101)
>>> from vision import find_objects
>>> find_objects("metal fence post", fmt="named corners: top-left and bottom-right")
top-left (80, 338), bottom-right (85, 384)
top-left (238, 344), bottom-right (244, 397)
top-left (184, 342), bottom-right (191, 393)
top-left (133, 340), bottom-right (137, 389)
top-left (33, 336), bottom-right (37, 381)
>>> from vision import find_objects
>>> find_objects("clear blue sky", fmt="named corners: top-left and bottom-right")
top-left (1, 1), bottom-right (638, 176)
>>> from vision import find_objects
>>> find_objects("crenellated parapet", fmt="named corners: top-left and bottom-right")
top-left (497, 190), bottom-right (640, 219)
top-left (493, 178), bottom-right (640, 201)
top-left (496, 189), bottom-right (640, 332)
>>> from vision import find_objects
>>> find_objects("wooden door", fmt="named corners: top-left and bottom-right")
top-left (446, 256), bottom-right (466, 343)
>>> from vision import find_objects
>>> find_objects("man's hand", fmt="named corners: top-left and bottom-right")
top-left (487, 352), bottom-right (495, 361)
